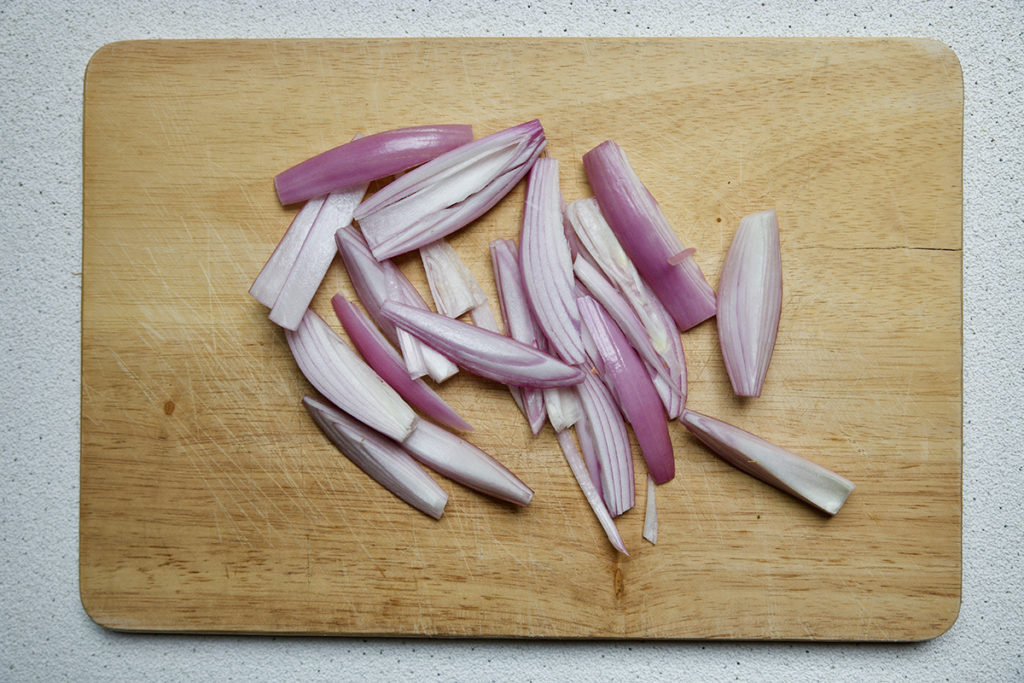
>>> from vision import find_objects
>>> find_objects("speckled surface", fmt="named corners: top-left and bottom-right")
top-left (2, 1), bottom-right (1021, 680)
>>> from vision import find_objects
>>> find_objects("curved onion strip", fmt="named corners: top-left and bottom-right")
top-left (576, 372), bottom-right (635, 517)
top-left (355, 120), bottom-right (546, 259)
top-left (679, 409), bottom-right (855, 515)
top-left (303, 396), bottom-right (447, 519)
top-left (285, 309), bottom-right (417, 442)
top-left (403, 420), bottom-right (533, 506)
top-left (582, 141), bottom-right (716, 331)
top-left (249, 196), bottom-right (327, 307)
top-left (555, 429), bottom-right (628, 555)
top-left (335, 225), bottom-right (458, 382)
top-left (520, 158), bottom-right (585, 365)
top-left (419, 238), bottom-right (488, 318)
top-left (331, 295), bottom-right (472, 432)
top-left (275, 124), bottom-right (473, 206)
top-left (489, 238), bottom-right (547, 434)
top-left (380, 301), bottom-right (586, 389)
top-left (717, 208), bottom-right (782, 397)
top-left (269, 182), bottom-right (368, 330)
top-left (579, 295), bottom-right (674, 484)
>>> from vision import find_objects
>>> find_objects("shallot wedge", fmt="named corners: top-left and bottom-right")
top-left (578, 295), bottom-right (675, 484)
top-left (643, 475), bottom-right (658, 544)
top-left (582, 141), bottom-right (716, 331)
top-left (302, 395), bottom-right (447, 520)
top-left (576, 372), bottom-right (635, 517)
top-left (379, 301), bottom-right (586, 389)
top-left (331, 295), bottom-right (472, 432)
top-left (335, 225), bottom-right (458, 382)
top-left (490, 238), bottom-right (547, 435)
top-left (555, 429), bottom-right (628, 555)
top-left (717, 209), bottom-right (782, 397)
top-left (403, 420), bottom-right (533, 506)
top-left (269, 182), bottom-right (368, 330)
top-left (520, 158), bottom-right (585, 365)
top-left (285, 309), bottom-right (417, 442)
top-left (573, 257), bottom-right (683, 408)
top-left (249, 196), bottom-right (326, 307)
top-left (419, 238), bottom-right (487, 318)
top-left (679, 409), bottom-right (855, 515)
top-left (275, 124), bottom-right (473, 206)
top-left (355, 120), bottom-right (547, 259)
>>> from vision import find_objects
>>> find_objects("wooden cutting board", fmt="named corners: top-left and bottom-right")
top-left (80, 38), bottom-right (962, 640)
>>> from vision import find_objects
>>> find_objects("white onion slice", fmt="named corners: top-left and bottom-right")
top-left (642, 475), bottom-right (658, 545)
top-left (679, 409), bottom-right (855, 515)
top-left (717, 208), bottom-right (782, 397)
top-left (285, 309), bottom-right (417, 442)
top-left (419, 238), bottom-right (488, 318)
top-left (555, 429), bottom-right (628, 555)
top-left (303, 395), bottom-right (447, 519)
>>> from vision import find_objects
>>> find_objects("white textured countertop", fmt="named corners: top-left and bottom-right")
top-left (2, 1), bottom-right (1021, 680)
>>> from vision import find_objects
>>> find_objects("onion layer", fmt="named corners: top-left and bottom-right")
top-left (679, 409), bottom-right (855, 515)
top-left (355, 120), bottom-right (546, 259)
top-left (275, 124), bottom-right (473, 206)
top-left (380, 301), bottom-right (586, 389)
top-left (303, 395), bottom-right (447, 519)
top-left (717, 208), bottom-right (782, 397)
top-left (331, 295), bottom-right (472, 432)
top-left (403, 420), bottom-right (534, 506)
top-left (555, 429), bottom-right (628, 555)
top-left (285, 309), bottom-right (417, 442)
top-left (582, 141), bottom-right (716, 331)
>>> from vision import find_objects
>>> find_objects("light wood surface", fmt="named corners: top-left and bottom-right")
top-left (81, 38), bottom-right (962, 640)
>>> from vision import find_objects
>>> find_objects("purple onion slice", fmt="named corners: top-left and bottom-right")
top-left (582, 141), bottom-right (716, 331)
top-left (275, 124), bottom-right (473, 206)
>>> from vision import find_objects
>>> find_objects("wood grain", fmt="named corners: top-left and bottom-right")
top-left (80, 38), bottom-right (962, 640)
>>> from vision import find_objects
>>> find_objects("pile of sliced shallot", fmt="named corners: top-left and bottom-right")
top-left (250, 120), bottom-right (855, 555)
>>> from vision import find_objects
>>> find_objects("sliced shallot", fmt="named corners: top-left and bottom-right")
top-left (419, 238), bottom-right (488, 318)
top-left (489, 238), bottom-right (547, 434)
top-left (578, 295), bottom-right (675, 484)
top-left (330, 295), bottom-right (472, 432)
top-left (269, 182), bottom-right (368, 330)
top-left (555, 429), bottom-right (628, 555)
top-left (285, 309), bottom-right (417, 442)
top-left (275, 124), bottom-right (473, 206)
top-left (303, 395), bottom-right (447, 519)
top-left (403, 420), bottom-right (533, 506)
top-left (717, 208), bottom-right (782, 397)
top-left (335, 225), bottom-right (458, 382)
top-left (582, 141), bottom-right (716, 331)
top-left (379, 301), bottom-right (586, 389)
top-left (355, 120), bottom-right (546, 259)
top-left (575, 372), bottom-right (635, 517)
top-left (519, 158), bottom-right (585, 365)
top-left (249, 196), bottom-right (326, 307)
top-left (679, 409), bottom-right (855, 515)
